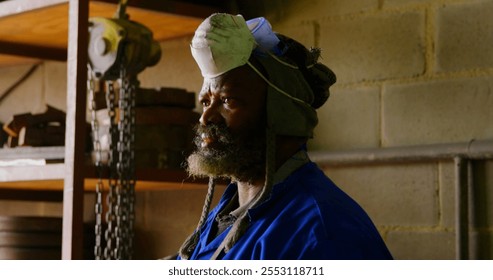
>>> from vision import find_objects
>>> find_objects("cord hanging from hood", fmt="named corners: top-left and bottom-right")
top-left (179, 13), bottom-right (336, 260)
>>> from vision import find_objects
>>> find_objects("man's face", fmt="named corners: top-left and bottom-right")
top-left (186, 64), bottom-right (267, 182)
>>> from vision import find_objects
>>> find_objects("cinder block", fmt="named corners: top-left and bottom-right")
top-left (273, 22), bottom-right (316, 48)
top-left (0, 64), bottom-right (44, 123)
top-left (274, 0), bottom-right (378, 25)
top-left (439, 161), bottom-right (456, 229)
top-left (385, 230), bottom-right (455, 259)
top-left (319, 11), bottom-right (425, 83)
top-left (321, 163), bottom-right (439, 227)
top-left (436, 0), bottom-right (493, 71)
top-left (382, 77), bottom-right (493, 146)
top-left (383, 0), bottom-right (433, 8)
top-left (308, 85), bottom-right (380, 151)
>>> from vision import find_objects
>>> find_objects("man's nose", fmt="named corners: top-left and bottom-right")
top-left (199, 104), bottom-right (222, 126)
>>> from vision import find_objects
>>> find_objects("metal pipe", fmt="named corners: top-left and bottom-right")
top-left (454, 157), bottom-right (469, 260)
top-left (308, 139), bottom-right (493, 260)
top-left (309, 139), bottom-right (493, 166)
top-left (467, 160), bottom-right (476, 259)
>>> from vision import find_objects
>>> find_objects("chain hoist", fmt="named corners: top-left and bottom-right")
top-left (87, 0), bottom-right (161, 260)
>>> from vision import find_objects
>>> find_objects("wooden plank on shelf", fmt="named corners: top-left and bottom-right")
top-left (0, 0), bottom-right (219, 65)
top-left (0, 41), bottom-right (66, 61)
top-left (95, 0), bottom-right (223, 19)
top-left (0, 178), bottom-right (209, 191)
top-left (0, 146), bottom-right (64, 160)
top-left (0, 180), bottom-right (64, 191)
top-left (0, 54), bottom-right (40, 66)
top-left (84, 166), bottom-right (209, 191)
top-left (0, 0), bottom-right (221, 20)
top-left (0, 161), bottom-right (209, 190)
top-left (0, 188), bottom-right (63, 202)
top-left (0, 164), bottom-right (65, 182)
top-left (0, 0), bottom-right (68, 18)
top-left (88, 1), bottom-right (207, 42)
top-left (0, 167), bottom-right (217, 202)
top-left (0, 2), bottom-right (70, 55)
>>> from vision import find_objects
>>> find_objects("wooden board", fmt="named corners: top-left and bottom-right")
top-left (0, 0), bottom-right (214, 65)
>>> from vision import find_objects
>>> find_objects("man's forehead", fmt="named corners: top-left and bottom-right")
top-left (199, 65), bottom-right (261, 95)
top-left (199, 76), bottom-right (227, 94)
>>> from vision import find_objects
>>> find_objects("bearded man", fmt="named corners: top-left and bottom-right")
top-left (177, 13), bottom-right (392, 260)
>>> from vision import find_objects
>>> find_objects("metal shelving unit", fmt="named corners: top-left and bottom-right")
top-left (0, 0), bottom-right (217, 259)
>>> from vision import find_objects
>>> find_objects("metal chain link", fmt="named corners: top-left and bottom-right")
top-left (88, 69), bottom-right (136, 260)
top-left (115, 4), bottom-right (131, 259)
top-left (92, 59), bottom-right (137, 260)
top-left (88, 69), bottom-right (104, 260)
top-left (119, 60), bottom-right (137, 259)
top-left (104, 80), bottom-right (118, 260)
top-left (89, 0), bottom-right (153, 260)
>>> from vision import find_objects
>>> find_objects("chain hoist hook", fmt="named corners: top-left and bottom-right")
top-left (114, 0), bottom-right (129, 20)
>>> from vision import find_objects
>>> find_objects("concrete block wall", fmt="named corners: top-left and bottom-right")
top-left (1, 0), bottom-right (492, 259)
top-left (269, 0), bottom-right (493, 259)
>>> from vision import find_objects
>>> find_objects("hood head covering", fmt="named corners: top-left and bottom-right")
top-left (190, 13), bottom-right (335, 138)
top-left (179, 13), bottom-right (336, 260)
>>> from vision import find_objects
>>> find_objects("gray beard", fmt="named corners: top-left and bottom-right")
top-left (185, 124), bottom-right (265, 183)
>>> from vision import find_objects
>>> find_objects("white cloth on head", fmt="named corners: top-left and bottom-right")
top-left (190, 13), bottom-right (256, 78)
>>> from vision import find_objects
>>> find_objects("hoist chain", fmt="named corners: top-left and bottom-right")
top-left (88, 0), bottom-right (159, 260)
top-left (113, 60), bottom-right (137, 259)
top-left (90, 58), bottom-right (137, 260)
top-left (88, 70), bottom-right (104, 260)
top-left (104, 79), bottom-right (118, 260)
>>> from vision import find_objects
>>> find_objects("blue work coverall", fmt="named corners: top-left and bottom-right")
top-left (187, 161), bottom-right (393, 260)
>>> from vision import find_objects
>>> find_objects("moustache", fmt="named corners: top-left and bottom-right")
top-left (193, 124), bottom-right (235, 149)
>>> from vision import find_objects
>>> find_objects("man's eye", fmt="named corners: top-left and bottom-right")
top-left (222, 97), bottom-right (235, 106)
